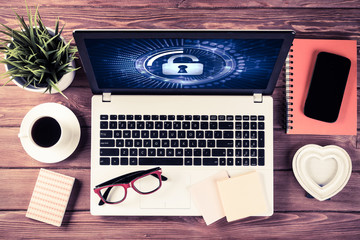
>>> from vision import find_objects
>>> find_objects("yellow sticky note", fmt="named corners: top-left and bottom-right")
top-left (189, 170), bottom-right (229, 225)
top-left (217, 171), bottom-right (269, 222)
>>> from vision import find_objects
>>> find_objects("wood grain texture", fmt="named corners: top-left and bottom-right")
top-left (2, 0), bottom-right (360, 8)
top-left (0, 8), bottom-right (359, 40)
top-left (0, 211), bottom-right (359, 239)
top-left (0, 0), bottom-right (359, 238)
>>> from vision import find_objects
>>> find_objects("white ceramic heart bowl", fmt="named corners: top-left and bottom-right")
top-left (292, 144), bottom-right (352, 201)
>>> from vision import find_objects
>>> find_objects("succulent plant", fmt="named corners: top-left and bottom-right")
top-left (0, 5), bottom-right (78, 98)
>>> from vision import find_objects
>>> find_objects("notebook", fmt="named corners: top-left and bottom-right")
top-left (26, 169), bottom-right (75, 227)
top-left (73, 29), bottom-right (295, 216)
top-left (285, 39), bottom-right (357, 135)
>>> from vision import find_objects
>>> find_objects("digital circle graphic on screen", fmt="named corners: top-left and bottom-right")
top-left (135, 41), bottom-right (237, 87)
top-left (85, 38), bottom-right (283, 90)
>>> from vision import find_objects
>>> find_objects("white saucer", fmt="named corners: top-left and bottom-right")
top-left (18, 103), bottom-right (81, 163)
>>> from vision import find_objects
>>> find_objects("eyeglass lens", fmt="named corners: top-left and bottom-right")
top-left (133, 174), bottom-right (161, 193)
top-left (100, 185), bottom-right (126, 203)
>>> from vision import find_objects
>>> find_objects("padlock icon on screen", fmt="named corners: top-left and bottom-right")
top-left (162, 54), bottom-right (203, 75)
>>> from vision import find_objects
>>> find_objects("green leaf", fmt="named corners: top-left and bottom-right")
top-left (47, 79), bottom-right (68, 99)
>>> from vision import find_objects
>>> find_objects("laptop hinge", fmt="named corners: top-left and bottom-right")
top-left (102, 92), bottom-right (111, 102)
top-left (253, 93), bottom-right (263, 103)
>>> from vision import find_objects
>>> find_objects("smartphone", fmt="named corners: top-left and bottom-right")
top-left (304, 52), bottom-right (351, 123)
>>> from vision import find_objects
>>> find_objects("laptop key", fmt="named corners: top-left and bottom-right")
top-left (120, 157), bottom-right (128, 165)
top-left (185, 158), bottom-right (192, 165)
top-left (114, 130), bottom-right (122, 138)
top-left (100, 139), bottom-right (115, 147)
top-left (194, 158), bottom-right (201, 165)
top-left (109, 121), bottom-right (117, 129)
top-left (251, 158), bottom-right (257, 166)
top-left (100, 148), bottom-right (119, 156)
top-left (258, 157), bottom-right (265, 166)
top-left (111, 157), bottom-right (119, 165)
top-left (203, 158), bottom-right (218, 166)
top-left (216, 140), bottom-right (233, 147)
top-left (100, 121), bottom-right (108, 129)
top-left (223, 131), bottom-right (234, 138)
top-left (176, 149), bottom-right (183, 156)
top-left (212, 149), bottom-right (226, 156)
top-left (116, 139), bottom-right (124, 147)
top-left (130, 158), bottom-right (137, 165)
top-left (139, 157), bottom-right (183, 165)
top-left (100, 157), bottom-right (110, 165)
top-left (258, 131), bottom-right (265, 147)
top-left (100, 130), bottom-right (112, 138)
top-left (219, 122), bottom-right (233, 129)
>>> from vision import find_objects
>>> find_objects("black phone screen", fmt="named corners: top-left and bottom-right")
top-left (304, 52), bottom-right (351, 123)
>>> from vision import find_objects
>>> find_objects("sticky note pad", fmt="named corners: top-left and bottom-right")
top-left (217, 171), bottom-right (269, 222)
top-left (189, 170), bottom-right (229, 225)
top-left (26, 169), bottom-right (75, 227)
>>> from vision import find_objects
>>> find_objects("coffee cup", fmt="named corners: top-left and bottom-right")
top-left (18, 103), bottom-right (81, 163)
top-left (19, 116), bottom-right (62, 148)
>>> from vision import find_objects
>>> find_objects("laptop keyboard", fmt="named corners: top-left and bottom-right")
top-left (99, 114), bottom-right (265, 166)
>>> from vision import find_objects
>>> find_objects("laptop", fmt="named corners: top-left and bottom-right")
top-left (74, 29), bottom-right (295, 216)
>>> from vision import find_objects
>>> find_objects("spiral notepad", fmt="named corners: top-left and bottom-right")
top-left (26, 169), bottom-right (75, 227)
top-left (284, 39), bottom-right (357, 135)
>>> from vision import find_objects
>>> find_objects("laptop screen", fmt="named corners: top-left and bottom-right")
top-left (74, 30), bottom-right (295, 95)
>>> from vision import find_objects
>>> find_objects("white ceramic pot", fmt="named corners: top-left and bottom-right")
top-left (4, 60), bottom-right (76, 94)
top-left (4, 28), bottom-right (76, 94)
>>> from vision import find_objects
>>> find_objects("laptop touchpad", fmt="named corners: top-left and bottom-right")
top-left (140, 172), bottom-right (191, 209)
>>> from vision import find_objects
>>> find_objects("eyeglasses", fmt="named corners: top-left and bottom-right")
top-left (94, 167), bottom-right (167, 205)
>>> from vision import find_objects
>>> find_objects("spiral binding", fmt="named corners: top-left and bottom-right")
top-left (285, 47), bottom-right (294, 131)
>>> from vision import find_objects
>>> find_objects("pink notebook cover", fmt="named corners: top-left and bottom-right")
top-left (26, 169), bottom-right (75, 227)
top-left (286, 39), bottom-right (357, 135)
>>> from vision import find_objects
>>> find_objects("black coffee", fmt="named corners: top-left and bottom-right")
top-left (31, 117), bottom-right (61, 148)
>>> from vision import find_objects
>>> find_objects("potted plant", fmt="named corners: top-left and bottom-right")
top-left (0, 5), bottom-right (78, 98)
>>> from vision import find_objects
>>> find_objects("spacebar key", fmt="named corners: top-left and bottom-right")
top-left (139, 157), bottom-right (184, 165)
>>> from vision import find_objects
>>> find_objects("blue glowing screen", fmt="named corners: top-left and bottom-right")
top-left (84, 38), bottom-right (283, 89)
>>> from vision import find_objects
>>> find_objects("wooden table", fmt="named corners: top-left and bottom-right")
top-left (0, 0), bottom-right (359, 238)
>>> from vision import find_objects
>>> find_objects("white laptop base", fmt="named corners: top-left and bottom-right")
top-left (90, 95), bottom-right (274, 216)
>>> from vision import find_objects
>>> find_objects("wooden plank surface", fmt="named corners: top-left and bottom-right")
top-left (3, 0), bottom-right (360, 8)
top-left (0, 8), bottom-right (359, 40)
top-left (0, 0), bottom-right (359, 239)
top-left (0, 211), bottom-right (360, 239)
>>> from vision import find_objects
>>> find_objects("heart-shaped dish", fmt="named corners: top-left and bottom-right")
top-left (292, 144), bottom-right (352, 201)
